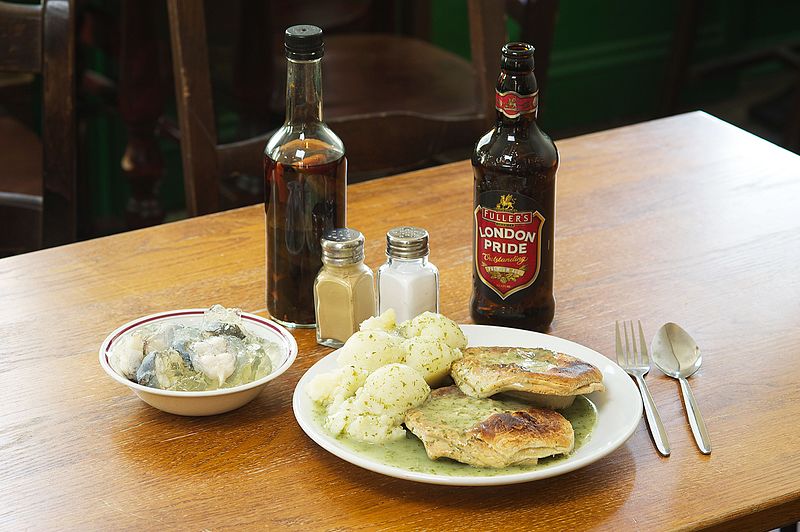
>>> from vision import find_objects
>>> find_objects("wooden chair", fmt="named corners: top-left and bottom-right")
top-left (662, 0), bottom-right (800, 149)
top-left (166, 0), bottom-right (507, 217)
top-left (0, 0), bottom-right (76, 253)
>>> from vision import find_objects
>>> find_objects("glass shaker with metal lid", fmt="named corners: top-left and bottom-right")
top-left (377, 227), bottom-right (440, 322)
top-left (313, 228), bottom-right (375, 348)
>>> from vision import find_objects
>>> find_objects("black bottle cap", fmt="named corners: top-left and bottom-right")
top-left (501, 42), bottom-right (535, 72)
top-left (285, 25), bottom-right (324, 60)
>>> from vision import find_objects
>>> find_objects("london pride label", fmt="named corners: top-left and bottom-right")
top-left (474, 193), bottom-right (544, 299)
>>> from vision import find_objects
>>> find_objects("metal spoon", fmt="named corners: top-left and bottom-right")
top-left (651, 323), bottom-right (712, 455)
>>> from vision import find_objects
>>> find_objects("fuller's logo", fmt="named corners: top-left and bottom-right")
top-left (475, 193), bottom-right (544, 299)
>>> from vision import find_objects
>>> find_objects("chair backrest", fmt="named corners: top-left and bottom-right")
top-left (0, 0), bottom-right (76, 247)
top-left (167, 0), bottom-right (506, 217)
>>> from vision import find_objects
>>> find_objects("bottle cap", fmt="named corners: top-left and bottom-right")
top-left (501, 42), bottom-right (535, 71)
top-left (321, 228), bottom-right (364, 265)
top-left (285, 25), bottom-right (324, 60)
top-left (386, 227), bottom-right (429, 259)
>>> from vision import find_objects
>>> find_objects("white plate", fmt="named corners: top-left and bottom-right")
top-left (292, 324), bottom-right (642, 486)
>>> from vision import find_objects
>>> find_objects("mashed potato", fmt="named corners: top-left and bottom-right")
top-left (398, 311), bottom-right (468, 350)
top-left (359, 308), bottom-right (397, 333)
top-left (402, 336), bottom-right (461, 386)
top-left (306, 310), bottom-right (468, 444)
top-left (336, 330), bottom-right (405, 372)
top-left (306, 365), bottom-right (369, 412)
top-left (324, 363), bottom-right (430, 443)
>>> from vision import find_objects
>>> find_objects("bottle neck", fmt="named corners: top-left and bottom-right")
top-left (286, 58), bottom-right (323, 125)
top-left (494, 69), bottom-right (539, 129)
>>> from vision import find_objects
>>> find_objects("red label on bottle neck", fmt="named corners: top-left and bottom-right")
top-left (495, 90), bottom-right (538, 119)
top-left (474, 193), bottom-right (544, 299)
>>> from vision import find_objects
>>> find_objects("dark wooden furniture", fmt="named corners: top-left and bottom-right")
top-left (0, 0), bottom-right (76, 253)
top-left (167, 0), bottom-right (506, 217)
top-left (507, 0), bottom-right (559, 107)
top-left (662, 0), bottom-right (800, 148)
top-left (114, 0), bottom-right (385, 228)
top-left (231, 0), bottom-right (378, 132)
top-left (118, 0), bottom-right (168, 230)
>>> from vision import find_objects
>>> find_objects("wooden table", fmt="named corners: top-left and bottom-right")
top-left (2, 112), bottom-right (800, 530)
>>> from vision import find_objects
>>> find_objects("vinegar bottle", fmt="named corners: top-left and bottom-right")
top-left (264, 25), bottom-right (347, 328)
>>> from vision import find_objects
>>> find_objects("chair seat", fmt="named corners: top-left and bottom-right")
top-left (271, 34), bottom-right (480, 119)
top-left (0, 115), bottom-right (42, 196)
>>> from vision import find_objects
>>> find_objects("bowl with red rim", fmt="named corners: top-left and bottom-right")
top-left (99, 309), bottom-right (298, 416)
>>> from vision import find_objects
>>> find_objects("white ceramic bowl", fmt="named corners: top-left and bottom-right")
top-left (100, 309), bottom-right (297, 416)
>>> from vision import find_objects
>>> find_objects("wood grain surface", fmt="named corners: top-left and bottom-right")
top-left (2, 112), bottom-right (800, 530)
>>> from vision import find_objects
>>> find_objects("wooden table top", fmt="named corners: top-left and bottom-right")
top-left (3, 112), bottom-right (800, 530)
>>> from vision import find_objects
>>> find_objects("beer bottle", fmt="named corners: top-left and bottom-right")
top-left (264, 25), bottom-right (347, 328)
top-left (471, 42), bottom-right (559, 332)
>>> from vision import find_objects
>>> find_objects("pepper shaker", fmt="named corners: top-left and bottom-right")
top-left (314, 228), bottom-right (376, 348)
top-left (377, 227), bottom-right (439, 322)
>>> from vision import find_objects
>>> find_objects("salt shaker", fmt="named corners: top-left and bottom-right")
top-left (377, 227), bottom-right (439, 322)
top-left (314, 228), bottom-right (376, 348)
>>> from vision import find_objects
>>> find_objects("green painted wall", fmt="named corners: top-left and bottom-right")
top-left (431, 0), bottom-right (800, 133)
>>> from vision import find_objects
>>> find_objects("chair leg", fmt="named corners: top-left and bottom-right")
top-left (519, 0), bottom-right (558, 107)
top-left (119, 0), bottom-right (166, 229)
top-left (166, 0), bottom-right (221, 216)
top-left (661, 0), bottom-right (700, 116)
top-left (42, 0), bottom-right (78, 247)
top-left (784, 80), bottom-right (800, 151)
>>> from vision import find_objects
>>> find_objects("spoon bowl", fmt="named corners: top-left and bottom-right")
top-left (651, 322), bottom-right (702, 379)
top-left (651, 322), bottom-right (711, 455)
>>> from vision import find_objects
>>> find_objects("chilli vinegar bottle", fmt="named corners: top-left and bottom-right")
top-left (264, 25), bottom-right (347, 328)
top-left (471, 42), bottom-right (559, 332)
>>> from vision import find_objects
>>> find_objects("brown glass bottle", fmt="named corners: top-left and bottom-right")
top-left (264, 25), bottom-right (347, 327)
top-left (471, 42), bottom-right (559, 332)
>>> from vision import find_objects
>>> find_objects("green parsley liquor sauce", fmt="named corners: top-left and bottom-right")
top-left (314, 395), bottom-right (597, 477)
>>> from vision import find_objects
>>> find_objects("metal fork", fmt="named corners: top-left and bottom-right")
top-left (616, 320), bottom-right (670, 457)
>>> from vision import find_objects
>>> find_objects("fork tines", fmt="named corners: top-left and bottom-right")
top-left (615, 320), bottom-right (649, 369)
